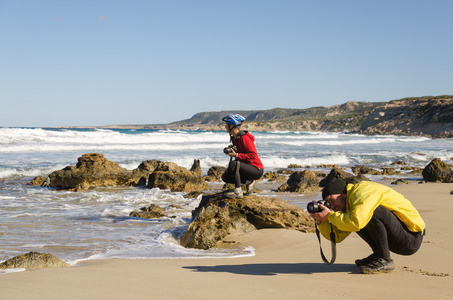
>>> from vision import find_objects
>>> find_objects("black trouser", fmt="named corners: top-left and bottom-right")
top-left (222, 159), bottom-right (263, 188)
top-left (357, 206), bottom-right (423, 260)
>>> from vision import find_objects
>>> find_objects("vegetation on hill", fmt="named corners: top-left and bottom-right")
top-left (108, 95), bottom-right (453, 137)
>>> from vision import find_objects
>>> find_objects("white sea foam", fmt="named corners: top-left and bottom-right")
top-left (0, 127), bottom-right (227, 153)
top-left (0, 164), bottom-right (65, 179)
top-left (0, 268), bottom-right (26, 275)
top-left (261, 154), bottom-right (350, 168)
top-left (275, 137), bottom-right (397, 146)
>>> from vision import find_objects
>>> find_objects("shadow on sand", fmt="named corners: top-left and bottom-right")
top-left (183, 262), bottom-right (358, 276)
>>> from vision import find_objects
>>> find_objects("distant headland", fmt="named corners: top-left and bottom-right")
top-left (75, 95), bottom-right (453, 138)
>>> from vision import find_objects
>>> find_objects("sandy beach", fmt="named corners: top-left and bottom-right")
top-left (1, 182), bottom-right (452, 300)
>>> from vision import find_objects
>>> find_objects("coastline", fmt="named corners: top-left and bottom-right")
top-left (8, 95), bottom-right (453, 138)
top-left (43, 124), bottom-right (451, 139)
top-left (1, 183), bottom-right (452, 299)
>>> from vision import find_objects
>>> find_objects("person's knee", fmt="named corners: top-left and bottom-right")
top-left (222, 171), bottom-right (233, 183)
top-left (228, 160), bottom-right (238, 173)
top-left (372, 205), bottom-right (390, 218)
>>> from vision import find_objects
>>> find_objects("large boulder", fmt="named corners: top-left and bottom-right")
top-left (422, 158), bottom-right (453, 182)
top-left (48, 153), bottom-right (134, 190)
top-left (203, 166), bottom-right (227, 182)
top-left (381, 167), bottom-right (401, 175)
top-left (263, 171), bottom-right (288, 183)
top-left (351, 165), bottom-right (381, 175)
top-left (0, 252), bottom-right (68, 270)
top-left (147, 161), bottom-right (209, 192)
top-left (320, 168), bottom-right (367, 187)
top-left (129, 160), bottom-right (163, 186)
top-left (42, 154), bottom-right (208, 191)
top-left (180, 193), bottom-right (315, 249)
top-left (277, 170), bottom-right (319, 192)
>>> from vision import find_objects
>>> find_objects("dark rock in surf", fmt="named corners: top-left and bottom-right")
top-left (0, 252), bottom-right (68, 270)
top-left (320, 168), bottom-right (367, 188)
top-left (146, 160), bottom-right (209, 192)
top-left (277, 170), bottom-right (319, 193)
top-left (44, 153), bottom-right (208, 191)
top-left (48, 153), bottom-right (132, 190)
top-left (422, 158), bottom-right (453, 183)
top-left (203, 166), bottom-right (227, 182)
top-left (130, 204), bottom-right (165, 219)
top-left (30, 176), bottom-right (49, 187)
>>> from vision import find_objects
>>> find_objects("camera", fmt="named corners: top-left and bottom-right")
top-left (307, 200), bottom-right (331, 214)
top-left (223, 145), bottom-right (238, 154)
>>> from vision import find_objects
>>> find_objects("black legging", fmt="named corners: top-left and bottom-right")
top-left (357, 206), bottom-right (423, 260)
top-left (222, 159), bottom-right (263, 188)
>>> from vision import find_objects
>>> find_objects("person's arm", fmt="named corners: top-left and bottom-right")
top-left (328, 184), bottom-right (382, 232)
top-left (235, 135), bottom-right (259, 161)
top-left (311, 204), bottom-right (350, 242)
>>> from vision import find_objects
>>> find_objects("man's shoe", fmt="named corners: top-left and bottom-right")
top-left (245, 180), bottom-right (257, 195)
top-left (355, 253), bottom-right (377, 267)
top-left (225, 187), bottom-right (243, 199)
top-left (359, 257), bottom-right (394, 274)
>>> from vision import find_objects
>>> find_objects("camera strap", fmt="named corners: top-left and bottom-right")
top-left (314, 222), bottom-right (336, 265)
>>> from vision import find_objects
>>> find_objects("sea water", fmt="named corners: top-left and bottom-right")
top-left (1, 127), bottom-right (452, 269)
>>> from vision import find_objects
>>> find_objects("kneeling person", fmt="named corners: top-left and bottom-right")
top-left (221, 114), bottom-right (264, 198)
top-left (310, 179), bottom-right (425, 274)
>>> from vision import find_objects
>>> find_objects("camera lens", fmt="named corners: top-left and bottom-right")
top-left (307, 202), bottom-right (319, 214)
top-left (307, 200), bottom-right (330, 213)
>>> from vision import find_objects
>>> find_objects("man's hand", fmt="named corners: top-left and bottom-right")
top-left (309, 204), bottom-right (331, 224)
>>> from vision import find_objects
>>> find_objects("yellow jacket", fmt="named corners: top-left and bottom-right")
top-left (318, 181), bottom-right (426, 243)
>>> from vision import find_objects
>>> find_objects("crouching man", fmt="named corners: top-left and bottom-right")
top-left (310, 179), bottom-right (425, 274)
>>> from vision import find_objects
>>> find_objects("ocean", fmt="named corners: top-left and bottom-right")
top-left (1, 127), bottom-right (452, 271)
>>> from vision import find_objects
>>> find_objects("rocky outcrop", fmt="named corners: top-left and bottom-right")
top-left (134, 159), bottom-right (208, 192)
top-left (189, 159), bottom-right (202, 176)
top-left (203, 166), bottom-right (227, 182)
top-left (357, 97), bottom-right (453, 137)
top-left (147, 161), bottom-right (209, 192)
top-left (263, 171), bottom-right (288, 183)
top-left (278, 170), bottom-right (319, 192)
top-left (0, 252), bottom-right (68, 270)
top-left (129, 160), bottom-right (163, 186)
top-left (30, 176), bottom-right (49, 187)
top-left (129, 204), bottom-right (165, 219)
top-left (320, 168), bottom-right (368, 187)
top-left (38, 153), bottom-right (208, 191)
top-left (48, 153), bottom-right (134, 190)
top-left (352, 165), bottom-right (381, 176)
top-left (391, 179), bottom-right (410, 185)
top-left (381, 167), bottom-right (401, 175)
top-left (422, 158), bottom-right (453, 183)
top-left (180, 193), bottom-right (315, 249)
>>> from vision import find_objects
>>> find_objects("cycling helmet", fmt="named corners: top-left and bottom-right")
top-left (222, 114), bottom-right (245, 127)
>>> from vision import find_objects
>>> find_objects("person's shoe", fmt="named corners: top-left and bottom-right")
top-left (359, 257), bottom-right (394, 274)
top-left (224, 187), bottom-right (244, 199)
top-left (245, 180), bottom-right (257, 195)
top-left (355, 253), bottom-right (377, 267)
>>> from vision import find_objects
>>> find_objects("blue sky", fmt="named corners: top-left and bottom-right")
top-left (1, 0), bottom-right (452, 127)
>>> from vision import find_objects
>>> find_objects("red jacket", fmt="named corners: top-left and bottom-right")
top-left (233, 131), bottom-right (264, 169)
